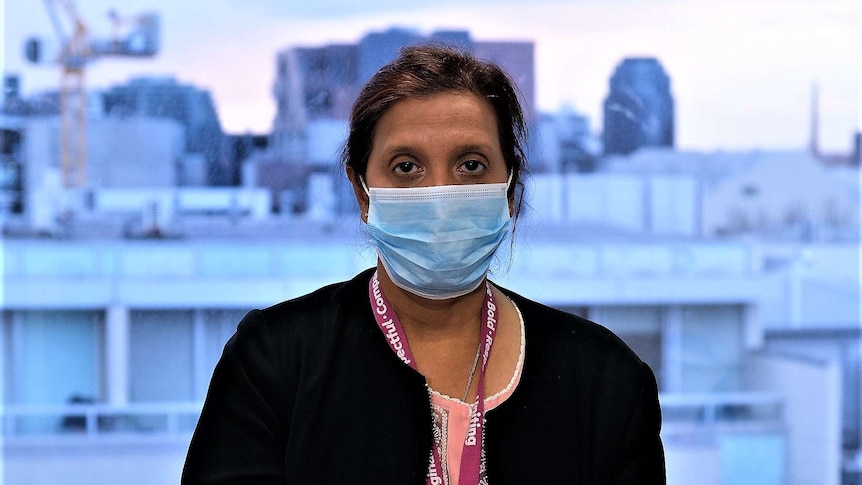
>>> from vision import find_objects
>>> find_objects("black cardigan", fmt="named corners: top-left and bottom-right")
top-left (182, 268), bottom-right (665, 484)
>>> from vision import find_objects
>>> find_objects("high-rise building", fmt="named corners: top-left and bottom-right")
top-left (266, 28), bottom-right (535, 215)
top-left (271, 28), bottom-right (535, 164)
top-left (602, 57), bottom-right (674, 156)
top-left (357, 28), bottom-right (424, 87)
top-left (102, 77), bottom-right (225, 185)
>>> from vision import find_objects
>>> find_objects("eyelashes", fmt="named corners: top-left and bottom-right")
top-left (390, 157), bottom-right (488, 176)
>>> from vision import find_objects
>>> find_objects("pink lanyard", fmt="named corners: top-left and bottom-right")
top-left (368, 271), bottom-right (498, 485)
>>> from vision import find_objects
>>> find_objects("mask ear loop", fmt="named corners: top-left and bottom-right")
top-left (359, 176), bottom-right (370, 197)
top-left (355, 175), bottom-right (371, 220)
top-left (505, 170), bottom-right (516, 219)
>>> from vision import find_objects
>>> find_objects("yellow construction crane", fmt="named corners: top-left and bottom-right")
top-left (25, 0), bottom-right (160, 188)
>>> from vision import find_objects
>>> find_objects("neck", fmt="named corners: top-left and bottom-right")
top-left (375, 261), bottom-right (486, 343)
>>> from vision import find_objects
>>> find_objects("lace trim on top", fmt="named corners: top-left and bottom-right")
top-left (429, 296), bottom-right (525, 407)
top-left (427, 296), bottom-right (525, 485)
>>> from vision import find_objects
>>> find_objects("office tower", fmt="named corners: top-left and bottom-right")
top-left (271, 28), bottom-right (535, 166)
top-left (267, 28), bottom-right (534, 214)
top-left (357, 28), bottom-right (424, 86)
top-left (602, 57), bottom-right (674, 155)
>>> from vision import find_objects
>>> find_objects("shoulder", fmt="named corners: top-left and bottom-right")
top-left (489, 286), bottom-right (665, 480)
top-left (226, 268), bottom-right (375, 355)
top-left (501, 287), bottom-right (636, 356)
top-left (242, 269), bottom-right (373, 331)
top-left (499, 285), bottom-right (647, 383)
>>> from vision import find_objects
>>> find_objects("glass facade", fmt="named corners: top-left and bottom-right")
top-left (11, 310), bottom-right (102, 406)
top-left (680, 306), bottom-right (745, 392)
top-left (129, 310), bottom-right (195, 402)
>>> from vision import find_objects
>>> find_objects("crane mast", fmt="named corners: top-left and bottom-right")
top-left (26, 0), bottom-right (160, 188)
top-left (55, 0), bottom-right (89, 188)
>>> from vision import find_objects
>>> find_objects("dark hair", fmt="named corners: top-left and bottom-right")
top-left (342, 43), bottom-right (529, 219)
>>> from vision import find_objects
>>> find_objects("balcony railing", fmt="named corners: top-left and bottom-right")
top-left (1, 402), bottom-right (203, 443)
top-left (659, 391), bottom-right (785, 443)
top-left (0, 392), bottom-right (783, 444)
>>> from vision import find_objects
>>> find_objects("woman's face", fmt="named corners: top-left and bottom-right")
top-left (363, 91), bottom-right (509, 190)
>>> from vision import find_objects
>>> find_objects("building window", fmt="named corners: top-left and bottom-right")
top-left (679, 305), bottom-right (745, 392)
top-left (197, 309), bottom-right (245, 399)
top-left (8, 310), bottom-right (103, 406)
top-left (129, 310), bottom-right (194, 402)
top-left (4, 310), bottom-right (103, 433)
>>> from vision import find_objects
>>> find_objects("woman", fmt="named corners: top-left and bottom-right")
top-left (183, 44), bottom-right (665, 484)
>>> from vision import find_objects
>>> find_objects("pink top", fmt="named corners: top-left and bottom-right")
top-left (428, 300), bottom-right (525, 485)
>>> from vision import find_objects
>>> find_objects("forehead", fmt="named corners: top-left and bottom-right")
top-left (371, 92), bottom-right (500, 153)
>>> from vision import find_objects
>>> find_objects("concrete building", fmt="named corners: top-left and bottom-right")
top-left (18, 116), bottom-right (185, 233)
top-left (594, 146), bottom-right (861, 483)
top-left (2, 215), bottom-right (852, 485)
top-left (2, 27), bottom-right (859, 484)
top-left (3, 84), bottom-right (859, 481)
top-left (3, 148), bottom-right (859, 483)
top-left (601, 148), bottom-right (860, 241)
top-left (102, 77), bottom-right (225, 186)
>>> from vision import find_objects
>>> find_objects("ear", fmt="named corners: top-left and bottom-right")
top-left (346, 166), bottom-right (369, 223)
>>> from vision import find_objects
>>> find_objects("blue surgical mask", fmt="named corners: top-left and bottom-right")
top-left (362, 178), bottom-right (512, 300)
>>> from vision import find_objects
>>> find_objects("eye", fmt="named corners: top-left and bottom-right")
top-left (393, 161), bottom-right (420, 175)
top-left (458, 159), bottom-right (485, 173)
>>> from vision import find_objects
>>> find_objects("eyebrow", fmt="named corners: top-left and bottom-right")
top-left (453, 143), bottom-right (496, 155)
top-left (380, 143), bottom-right (497, 159)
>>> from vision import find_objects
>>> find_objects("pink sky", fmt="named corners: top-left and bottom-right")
top-left (3, 0), bottom-right (858, 152)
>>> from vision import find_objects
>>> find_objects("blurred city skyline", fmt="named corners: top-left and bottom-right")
top-left (2, 0), bottom-right (859, 152)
